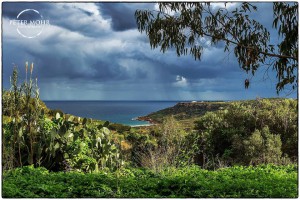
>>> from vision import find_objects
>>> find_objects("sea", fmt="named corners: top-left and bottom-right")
top-left (44, 101), bottom-right (182, 126)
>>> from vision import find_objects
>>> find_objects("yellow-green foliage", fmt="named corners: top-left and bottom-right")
top-left (3, 164), bottom-right (298, 198)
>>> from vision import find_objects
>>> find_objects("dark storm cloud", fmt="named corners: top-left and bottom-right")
top-left (87, 59), bottom-right (131, 81)
top-left (7, 35), bottom-right (152, 84)
top-left (45, 3), bottom-right (111, 38)
top-left (25, 49), bottom-right (131, 82)
top-left (99, 3), bottom-right (135, 31)
top-left (3, 2), bottom-right (110, 38)
top-left (2, 2), bottom-right (54, 19)
top-left (99, 3), bottom-right (152, 31)
top-left (49, 5), bottom-right (108, 37)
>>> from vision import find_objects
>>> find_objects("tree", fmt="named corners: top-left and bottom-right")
top-left (243, 127), bottom-right (282, 165)
top-left (135, 2), bottom-right (298, 93)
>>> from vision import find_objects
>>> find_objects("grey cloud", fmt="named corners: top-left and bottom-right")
top-left (99, 3), bottom-right (153, 31)
top-left (99, 3), bottom-right (136, 31)
top-left (13, 39), bottom-right (148, 84)
top-left (2, 2), bottom-right (54, 19)
top-left (3, 2), bottom-right (110, 38)
top-left (26, 50), bottom-right (129, 82)
top-left (88, 60), bottom-right (131, 81)
top-left (46, 4), bottom-right (110, 38)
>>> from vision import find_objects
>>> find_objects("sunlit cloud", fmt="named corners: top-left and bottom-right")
top-left (173, 75), bottom-right (188, 87)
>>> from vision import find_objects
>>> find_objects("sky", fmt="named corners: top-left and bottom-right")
top-left (2, 2), bottom-right (297, 100)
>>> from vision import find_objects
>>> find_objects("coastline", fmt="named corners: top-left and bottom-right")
top-left (135, 116), bottom-right (158, 124)
top-left (44, 101), bottom-right (176, 126)
top-left (131, 116), bottom-right (156, 127)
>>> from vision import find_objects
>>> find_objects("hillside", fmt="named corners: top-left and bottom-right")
top-left (137, 101), bottom-right (229, 124)
top-left (136, 98), bottom-right (297, 129)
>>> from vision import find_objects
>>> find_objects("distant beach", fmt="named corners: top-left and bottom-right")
top-left (130, 124), bottom-right (155, 128)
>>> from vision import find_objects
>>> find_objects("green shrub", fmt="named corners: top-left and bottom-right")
top-left (3, 165), bottom-right (297, 198)
top-left (48, 109), bottom-right (64, 117)
top-left (3, 64), bottom-right (121, 172)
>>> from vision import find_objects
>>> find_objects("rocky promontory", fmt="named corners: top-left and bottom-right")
top-left (137, 101), bottom-right (229, 124)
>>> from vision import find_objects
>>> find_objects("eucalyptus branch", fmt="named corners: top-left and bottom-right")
top-left (135, 2), bottom-right (298, 92)
top-left (200, 31), bottom-right (297, 61)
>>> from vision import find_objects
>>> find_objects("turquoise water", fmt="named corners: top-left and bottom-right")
top-left (44, 101), bottom-right (180, 126)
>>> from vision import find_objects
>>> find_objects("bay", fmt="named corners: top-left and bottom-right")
top-left (44, 101), bottom-right (179, 126)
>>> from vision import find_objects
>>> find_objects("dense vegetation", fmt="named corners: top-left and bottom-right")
top-left (3, 164), bottom-right (297, 198)
top-left (2, 63), bottom-right (298, 197)
top-left (3, 65), bottom-right (120, 172)
top-left (194, 98), bottom-right (297, 168)
top-left (140, 99), bottom-right (297, 169)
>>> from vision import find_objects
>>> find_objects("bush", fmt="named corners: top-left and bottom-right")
top-left (129, 116), bottom-right (199, 171)
top-left (48, 109), bottom-right (64, 117)
top-left (243, 127), bottom-right (283, 165)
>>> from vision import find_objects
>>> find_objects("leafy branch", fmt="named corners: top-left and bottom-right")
top-left (135, 2), bottom-right (298, 93)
